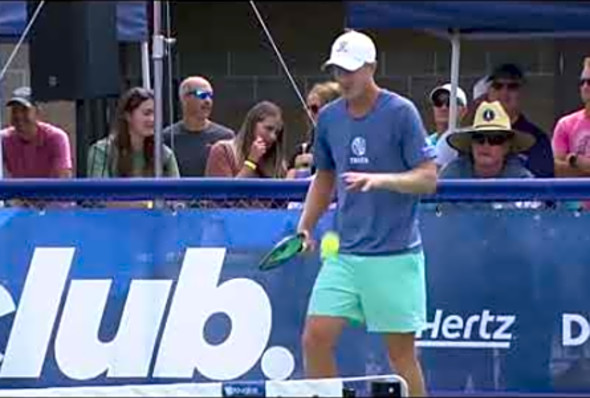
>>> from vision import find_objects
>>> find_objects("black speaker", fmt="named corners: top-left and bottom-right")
top-left (28, 1), bottom-right (120, 101)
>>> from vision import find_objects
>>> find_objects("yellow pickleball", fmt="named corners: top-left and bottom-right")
top-left (320, 231), bottom-right (340, 259)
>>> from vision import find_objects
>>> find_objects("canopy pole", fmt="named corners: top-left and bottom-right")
top-left (152, 0), bottom-right (164, 179)
top-left (141, 40), bottom-right (151, 90)
top-left (448, 29), bottom-right (461, 134)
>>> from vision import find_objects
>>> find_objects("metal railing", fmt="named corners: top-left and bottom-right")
top-left (0, 178), bottom-right (588, 202)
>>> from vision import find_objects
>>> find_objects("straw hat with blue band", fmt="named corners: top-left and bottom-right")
top-left (446, 100), bottom-right (536, 154)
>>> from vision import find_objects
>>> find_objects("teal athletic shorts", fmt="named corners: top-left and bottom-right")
top-left (307, 249), bottom-right (426, 333)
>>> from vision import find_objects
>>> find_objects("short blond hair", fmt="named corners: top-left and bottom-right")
top-left (584, 57), bottom-right (590, 71)
top-left (308, 81), bottom-right (341, 107)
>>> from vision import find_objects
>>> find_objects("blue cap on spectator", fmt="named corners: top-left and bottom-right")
top-left (6, 86), bottom-right (35, 108)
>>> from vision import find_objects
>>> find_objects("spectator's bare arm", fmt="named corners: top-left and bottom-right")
top-left (552, 119), bottom-right (590, 177)
top-left (235, 137), bottom-right (267, 178)
top-left (50, 129), bottom-right (73, 178)
top-left (554, 154), bottom-right (590, 177)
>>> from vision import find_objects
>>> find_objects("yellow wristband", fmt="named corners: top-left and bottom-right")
top-left (244, 160), bottom-right (257, 171)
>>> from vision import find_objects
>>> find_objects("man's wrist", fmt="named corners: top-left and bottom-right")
top-left (244, 159), bottom-right (258, 171)
top-left (567, 153), bottom-right (578, 168)
top-left (297, 225), bottom-right (311, 235)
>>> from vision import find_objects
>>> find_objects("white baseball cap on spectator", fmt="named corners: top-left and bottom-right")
top-left (322, 30), bottom-right (377, 72)
top-left (429, 83), bottom-right (467, 107)
top-left (6, 86), bottom-right (35, 108)
top-left (472, 76), bottom-right (491, 102)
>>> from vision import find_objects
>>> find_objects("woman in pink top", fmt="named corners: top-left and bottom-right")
top-left (205, 101), bottom-right (287, 179)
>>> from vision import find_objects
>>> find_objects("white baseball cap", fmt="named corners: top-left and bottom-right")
top-left (429, 83), bottom-right (468, 107)
top-left (322, 30), bottom-right (377, 72)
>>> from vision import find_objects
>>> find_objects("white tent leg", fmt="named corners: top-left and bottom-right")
top-left (141, 40), bottom-right (151, 90)
top-left (448, 30), bottom-right (461, 134)
top-left (152, 0), bottom-right (164, 179)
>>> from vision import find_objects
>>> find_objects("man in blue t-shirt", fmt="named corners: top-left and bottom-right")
top-left (297, 30), bottom-right (437, 396)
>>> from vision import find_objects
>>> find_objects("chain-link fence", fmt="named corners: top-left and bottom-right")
top-left (0, 178), bottom-right (589, 212)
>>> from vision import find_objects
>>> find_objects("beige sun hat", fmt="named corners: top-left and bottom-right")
top-left (447, 100), bottom-right (535, 154)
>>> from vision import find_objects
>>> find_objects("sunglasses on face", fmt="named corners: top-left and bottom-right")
top-left (188, 90), bottom-right (214, 100)
top-left (308, 104), bottom-right (320, 114)
top-left (472, 132), bottom-right (513, 146)
top-left (580, 78), bottom-right (590, 87)
top-left (330, 66), bottom-right (354, 79)
top-left (432, 96), bottom-right (463, 108)
top-left (491, 81), bottom-right (521, 91)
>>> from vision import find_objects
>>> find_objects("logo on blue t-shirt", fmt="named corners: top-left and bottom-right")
top-left (350, 136), bottom-right (369, 164)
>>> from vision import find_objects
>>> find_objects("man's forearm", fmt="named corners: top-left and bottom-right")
top-left (555, 158), bottom-right (590, 177)
top-left (376, 162), bottom-right (437, 194)
top-left (297, 171), bottom-right (335, 233)
top-left (54, 168), bottom-right (73, 178)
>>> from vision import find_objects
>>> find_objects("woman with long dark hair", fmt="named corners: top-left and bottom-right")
top-left (205, 101), bottom-right (287, 178)
top-left (87, 87), bottom-right (179, 178)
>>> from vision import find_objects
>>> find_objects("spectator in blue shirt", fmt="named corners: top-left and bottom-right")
top-left (486, 63), bottom-right (554, 177)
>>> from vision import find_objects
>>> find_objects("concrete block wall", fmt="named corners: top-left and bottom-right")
top-left (171, 1), bottom-right (590, 158)
top-left (2, 2), bottom-right (588, 172)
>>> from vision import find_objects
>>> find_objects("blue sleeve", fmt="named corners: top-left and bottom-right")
top-left (439, 159), bottom-right (463, 179)
top-left (312, 112), bottom-right (335, 171)
top-left (525, 133), bottom-right (554, 178)
top-left (401, 101), bottom-right (436, 169)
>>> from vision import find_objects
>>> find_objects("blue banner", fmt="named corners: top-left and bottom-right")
top-left (0, 207), bottom-right (588, 394)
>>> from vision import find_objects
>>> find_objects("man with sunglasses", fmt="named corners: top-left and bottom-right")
top-left (487, 63), bottom-right (554, 178)
top-left (296, 29), bottom-right (437, 397)
top-left (552, 57), bottom-right (590, 209)
top-left (428, 83), bottom-right (468, 145)
top-left (552, 58), bottom-right (590, 177)
top-left (427, 83), bottom-right (468, 168)
top-left (163, 76), bottom-right (234, 177)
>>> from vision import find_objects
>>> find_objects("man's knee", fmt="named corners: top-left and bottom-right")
top-left (302, 316), bottom-right (344, 352)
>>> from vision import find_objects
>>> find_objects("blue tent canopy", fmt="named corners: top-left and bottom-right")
top-left (346, 1), bottom-right (590, 37)
top-left (345, 1), bottom-right (590, 142)
top-left (0, 1), bottom-right (147, 42)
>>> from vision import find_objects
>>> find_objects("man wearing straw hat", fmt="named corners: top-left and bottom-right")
top-left (440, 100), bottom-right (536, 179)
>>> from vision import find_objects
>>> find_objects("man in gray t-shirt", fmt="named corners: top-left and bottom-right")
top-left (297, 30), bottom-right (437, 397)
top-left (163, 76), bottom-right (234, 177)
